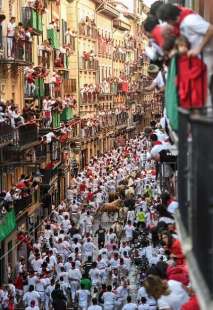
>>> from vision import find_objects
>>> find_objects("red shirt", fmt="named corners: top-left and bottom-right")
top-left (177, 55), bottom-right (207, 109)
top-left (181, 295), bottom-right (200, 310)
top-left (169, 238), bottom-right (185, 265)
top-left (87, 192), bottom-right (94, 202)
top-left (80, 183), bottom-right (86, 192)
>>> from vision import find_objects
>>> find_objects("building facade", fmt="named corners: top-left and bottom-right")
top-left (0, 0), bottom-right (154, 283)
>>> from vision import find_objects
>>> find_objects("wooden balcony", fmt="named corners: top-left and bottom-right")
top-left (95, 1), bottom-right (119, 18)
top-left (64, 79), bottom-right (77, 94)
top-left (113, 19), bottom-right (131, 31)
top-left (0, 37), bottom-right (32, 65)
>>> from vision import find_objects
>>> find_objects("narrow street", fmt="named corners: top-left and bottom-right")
top-left (1, 0), bottom-right (213, 309)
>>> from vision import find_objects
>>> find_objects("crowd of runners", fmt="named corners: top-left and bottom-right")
top-left (0, 121), bottom-right (199, 310)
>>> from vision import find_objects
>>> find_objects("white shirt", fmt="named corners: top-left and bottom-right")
top-left (168, 201), bottom-right (179, 214)
top-left (88, 305), bottom-right (102, 310)
top-left (25, 306), bottom-right (40, 310)
top-left (23, 291), bottom-right (40, 306)
top-left (122, 303), bottom-right (138, 310)
top-left (103, 291), bottom-right (116, 306)
top-left (7, 22), bottom-right (16, 37)
top-left (124, 224), bottom-right (134, 238)
top-left (180, 13), bottom-right (213, 54)
top-left (158, 280), bottom-right (189, 310)
top-left (68, 268), bottom-right (82, 281)
top-left (153, 70), bottom-right (166, 89)
top-left (31, 258), bottom-right (43, 272)
top-left (77, 289), bottom-right (90, 305)
top-left (89, 268), bottom-right (100, 285)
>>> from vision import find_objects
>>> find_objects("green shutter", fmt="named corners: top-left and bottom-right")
top-left (60, 107), bottom-right (73, 121)
top-left (165, 57), bottom-right (179, 131)
top-left (35, 78), bottom-right (44, 98)
top-left (37, 13), bottom-right (43, 33)
top-left (31, 9), bottom-right (37, 29)
top-left (47, 29), bottom-right (59, 49)
top-left (0, 210), bottom-right (16, 242)
top-left (52, 111), bottom-right (61, 128)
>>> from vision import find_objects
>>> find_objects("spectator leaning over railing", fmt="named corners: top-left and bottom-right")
top-left (157, 3), bottom-right (213, 109)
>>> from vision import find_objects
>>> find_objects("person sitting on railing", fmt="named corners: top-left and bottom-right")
top-left (7, 17), bottom-right (16, 59)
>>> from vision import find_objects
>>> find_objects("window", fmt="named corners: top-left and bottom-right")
top-left (62, 19), bottom-right (67, 45)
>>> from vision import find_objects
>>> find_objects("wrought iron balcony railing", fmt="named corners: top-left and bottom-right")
top-left (0, 36), bottom-right (32, 65)
top-left (0, 122), bottom-right (14, 147)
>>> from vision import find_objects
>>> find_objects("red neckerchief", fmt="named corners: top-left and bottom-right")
top-left (153, 141), bottom-right (162, 145)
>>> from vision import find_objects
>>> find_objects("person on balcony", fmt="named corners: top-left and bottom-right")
top-left (7, 17), bottom-right (16, 59)
top-left (158, 3), bottom-right (213, 109)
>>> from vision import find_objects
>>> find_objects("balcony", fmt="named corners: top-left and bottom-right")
top-left (14, 123), bottom-right (38, 149)
top-left (81, 91), bottom-right (98, 104)
top-left (25, 78), bottom-right (45, 99)
top-left (0, 209), bottom-right (16, 242)
top-left (35, 144), bottom-right (48, 162)
top-left (113, 19), bottom-right (131, 31)
top-left (41, 165), bottom-right (59, 185)
top-left (96, 2), bottom-right (119, 18)
top-left (0, 122), bottom-right (14, 147)
top-left (113, 49), bottom-right (126, 63)
top-left (115, 112), bottom-right (128, 128)
top-left (0, 37), bottom-right (32, 65)
top-left (38, 50), bottom-right (51, 69)
top-left (80, 58), bottom-right (99, 72)
top-left (82, 126), bottom-right (100, 139)
top-left (64, 79), bottom-right (77, 95)
top-left (54, 50), bottom-right (68, 71)
top-left (47, 29), bottom-right (59, 49)
top-left (22, 7), bottom-right (42, 35)
top-left (79, 22), bottom-right (97, 41)
top-left (14, 195), bottom-right (32, 217)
